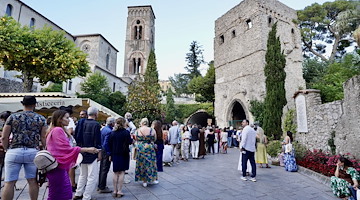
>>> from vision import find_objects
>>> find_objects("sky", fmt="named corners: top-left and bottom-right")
top-left (21, 0), bottom-right (333, 80)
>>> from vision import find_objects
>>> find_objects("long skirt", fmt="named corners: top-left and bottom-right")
top-left (47, 167), bottom-right (72, 200)
top-left (255, 143), bottom-right (268, 164)
top-left (156, 143), bottom-right (164, 172)
top-left (284, 151), bottom-right (298, 172)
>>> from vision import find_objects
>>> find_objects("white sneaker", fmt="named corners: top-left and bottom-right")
top-left (241, 176), bottom-right (247, 181)
top-left (250, 177), bottom-right (257, 182)
top-left (152, 180), bottom-right (159, 184)
top-left (142, 182), bottom-right (147, 187)
top-left (123, 178), bottom-right (131, 184)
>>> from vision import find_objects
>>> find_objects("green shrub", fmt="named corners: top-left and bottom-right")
top-left (267, 140), bottom-right (282, 158)
top-left (293, 141), bottom-right (307, 160)
top-left (282, 109), bottom-right (297, 134)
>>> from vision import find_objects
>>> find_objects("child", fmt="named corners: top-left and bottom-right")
top-left (163, 141), bottom-right (173, 166)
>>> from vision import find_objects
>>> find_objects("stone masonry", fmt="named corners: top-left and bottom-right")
top-left (214, 0), bottom-right (305, 127)
top-left (123, 6), bottom-right (155, 79)
top-left (295, 75), bottom-right (360, 159)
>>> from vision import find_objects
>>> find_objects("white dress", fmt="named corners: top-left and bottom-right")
top-left (214, 132), bottom-right (219, 153)
top-left (237, 150), bottom-right (252, 173)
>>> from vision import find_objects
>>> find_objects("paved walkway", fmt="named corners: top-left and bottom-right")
top-left (7, 148), bottom-right (337, 200)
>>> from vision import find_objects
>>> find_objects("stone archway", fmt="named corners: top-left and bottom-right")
top-left (228, 100), bottom-right (246, 128)
top-left (186, 110), bottom-right (213, 127)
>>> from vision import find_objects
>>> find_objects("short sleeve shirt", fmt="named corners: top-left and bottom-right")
top-left (5, 111), bottom-right (46, 149)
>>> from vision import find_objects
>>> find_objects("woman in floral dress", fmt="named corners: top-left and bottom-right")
top-left (135, 118), bottom-right (158, 187)
top-left (282, 131), bottom-right (298, 172)
top-left (330, 157), bottom-right (359, 199)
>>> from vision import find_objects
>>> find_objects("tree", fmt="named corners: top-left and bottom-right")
top-left (144, 50), bottom-right (160, 93)
top-left (185, 41), bottom-right (205, 79)
top-left (79, 72), bottom-right (111, 106)
top-left (263, 23), bottom-right (287, 140)
top-left (164, 88), bottom-right (177, 123)
top-left (0, 16), bottom-right (89, 92)
top-left (108, 91), bottom-right (126, 116)
top-left (302, 58), bottom-right (329, 88)
top-left (312, 53), bottom-right (360, 102)
top-left (297, 1), bottom-right (359, 62)
top-left (169, 73), bottom-right (191, 96)
top-left (187, 61), bottom-right (215, 102)
top-left (126, 50), bottom-right (161, 122)
top-left (249, 100), bottom-right (265, 127)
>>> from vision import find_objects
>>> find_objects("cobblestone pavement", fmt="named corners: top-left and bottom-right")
top-left (8, 148), bottom-right (337, 200)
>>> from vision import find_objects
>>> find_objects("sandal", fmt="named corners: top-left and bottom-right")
top-left (117, 193), bottom-right (124, 198)
top-left (112, 193), bottom-right (117, 198)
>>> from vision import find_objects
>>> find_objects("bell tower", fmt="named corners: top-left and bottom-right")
top-left (123, 5), bottom-right (155, 79)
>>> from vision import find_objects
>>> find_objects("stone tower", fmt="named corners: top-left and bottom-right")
top-left (123, 5), bottom-right (155, 79)
top-left (214, 0), bottom-right (306, 127)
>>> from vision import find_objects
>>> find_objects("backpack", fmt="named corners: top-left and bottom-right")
top-left (33, 150), bottom-right (58, 173)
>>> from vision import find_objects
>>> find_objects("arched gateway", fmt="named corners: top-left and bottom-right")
top-left (186, 110), bottom-right (214, 127)
top-left (227, 100), bottom-right (246, 128)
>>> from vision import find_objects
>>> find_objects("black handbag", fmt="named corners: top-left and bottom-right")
top-left (37, 170), bottom-right (47, 187)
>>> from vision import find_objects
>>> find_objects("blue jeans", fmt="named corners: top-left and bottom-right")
top-left (227, 137), bottom-right (232, 147)
top-left (241, 150), bottom-right (256, 177)
top-left (349, 186), bottom-right (359, 200)
top-left (4, 147), bottom-right (38, 182)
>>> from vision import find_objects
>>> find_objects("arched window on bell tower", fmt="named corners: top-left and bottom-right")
top-left (133, 20), bottom-right (143, 40)
top-left (138, 26), bottom-right (142, 40)
top-left (137, 58), bottom-right (141, 74)
top-left (132, 58), bottom-right (136, 74)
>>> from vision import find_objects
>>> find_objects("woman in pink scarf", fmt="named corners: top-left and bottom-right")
top-left (46, 110), bottom-right (99, 200)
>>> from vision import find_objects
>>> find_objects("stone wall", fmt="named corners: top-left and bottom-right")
top-left (295, 75), bottom-right (360, 159)
top-left (0, 78), bottom-right (36, 92)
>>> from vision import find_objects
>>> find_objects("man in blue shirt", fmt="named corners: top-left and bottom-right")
top-left (74, 107), bottom-right (102, 200)
top-left (97, 117), bottom-right (115, 193)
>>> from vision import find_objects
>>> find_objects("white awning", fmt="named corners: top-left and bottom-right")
top-left (0, 97), bottom-right (121, 119)
top-left (86, 99), bottom-right (121, 119)
top-left (0, 97), bottom-right (82, 113)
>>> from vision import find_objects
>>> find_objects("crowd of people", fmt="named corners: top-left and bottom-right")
top-left (0, 95), bottom-right (358, 200)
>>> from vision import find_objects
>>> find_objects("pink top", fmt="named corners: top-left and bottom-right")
top-left (46, 127), bottom-right (81, 170)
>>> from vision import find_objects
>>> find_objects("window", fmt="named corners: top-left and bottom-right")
top-left (68, 80), bottom-right (72, 91)
top-left (232, 30), bottom-right (236, 38)
top-left (137, 58), bottom-right (141, 74)
top-left (6, 4), bottom-right (13, 16)
top-left (133, 26), bottom-right (138, 39)
top-left (246, 19), bottom-right (252, 29)
top-left (138, 26), bottom-right (142, 39)
top-left (130, 57), bottom-right (141, 74)
top-left (132, 58), bottom-right (136, 74)
top-left (133, 25), bottom-right (143, 40)
top-left (113, 82), bottom-right (116, 92)
top-left (219, 35), bottom-right (224, 44)
top-left (106, 54), bottom-right (110, 69)
top-left (30, 18), bottom-right (35, 28)
top-left (268, 17), bottom-right (272, 27)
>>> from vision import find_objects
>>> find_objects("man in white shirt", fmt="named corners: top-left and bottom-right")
top-left (163, 141), bottom-right (173, 166)
top-left (240, 119), bottom-right (257, 182)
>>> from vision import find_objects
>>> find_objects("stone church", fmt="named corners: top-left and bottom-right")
top-left (214, 0), bottom-right (305, 128)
